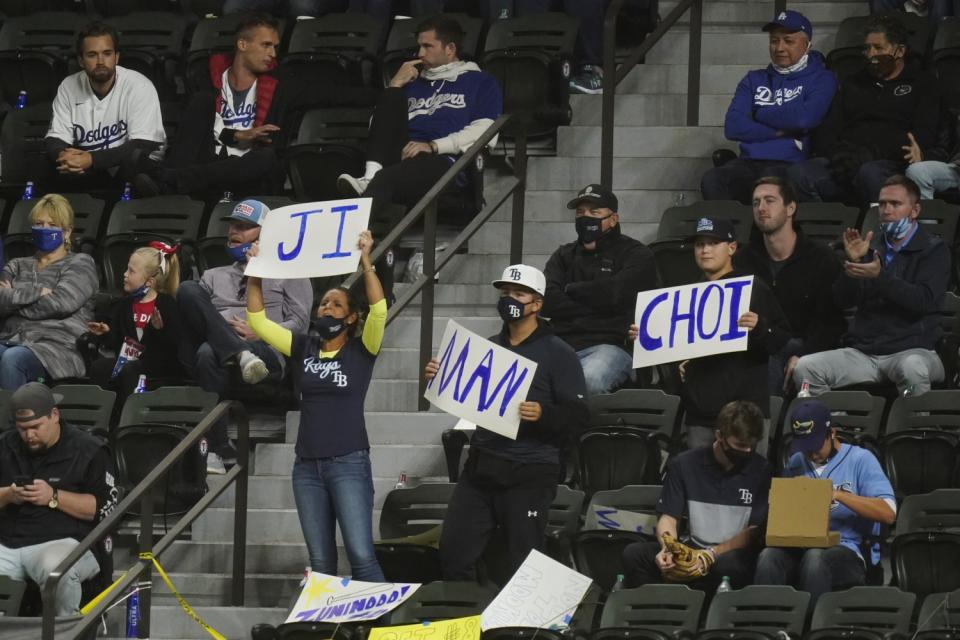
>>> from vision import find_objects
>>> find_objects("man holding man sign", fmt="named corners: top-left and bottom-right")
top-left (423, 265), bottom-right (589, 581)
top-left (630, 217), bottom-right (789, 449)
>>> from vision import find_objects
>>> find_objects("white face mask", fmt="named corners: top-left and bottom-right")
top-left (772, 41), bottom-right (812, 75)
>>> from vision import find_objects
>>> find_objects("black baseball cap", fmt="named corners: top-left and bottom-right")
top-left (11, 382), bottom-right (63, 423)
top-left (687, 217), bottom-right (737, 242)
top-left (566, 184), bottom-right (619, 212)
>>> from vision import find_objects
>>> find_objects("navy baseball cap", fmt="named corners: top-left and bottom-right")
top-left (687, 217), bottom-right (737, 243)
top-left (763, 10), bottom-right (813, 39)
top-left (790, 400), bottom-right (833, 454)
top-left (222, 199), bottom-right (269, 226)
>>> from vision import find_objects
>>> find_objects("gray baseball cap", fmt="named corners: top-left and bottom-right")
top-left (11, 382), bottom-right (63, 422)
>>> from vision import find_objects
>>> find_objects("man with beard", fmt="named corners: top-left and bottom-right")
top-left (786, 14), bottom-right (940, 206)
top-left (735, 177), bottom-right (844, 392)
top-left (0, 383), bottom-right (118, 616)
top-left (45, 21), bottom-right (165, 192)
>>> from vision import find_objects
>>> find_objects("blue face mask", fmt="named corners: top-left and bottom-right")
top-left (128, 284), bottom-right (150, 300)
top-left (32, 226), bottom-right (64, 253)
top-left (226, 242), bottom-right (252, 263)
top-left (880, 217), bottom-right (914, 244)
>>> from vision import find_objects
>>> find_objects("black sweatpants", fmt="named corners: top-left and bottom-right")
top-left (439, 460), bottom-right (558, 581)
top-left (621, 540), bottom-right (759, 592)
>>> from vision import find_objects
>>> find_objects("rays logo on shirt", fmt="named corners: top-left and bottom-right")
top-left (73, 120), bottom-right (129, 150)
top-left (408, 92), bottom-right (467, 118)
top-left (754, 85), bottom-right (804, 107)
top-left (303, 358), bottom-right (349, 387)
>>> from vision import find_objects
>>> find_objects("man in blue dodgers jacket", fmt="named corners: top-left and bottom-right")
top-left (701, 10), bottom-right (837, 204)
top-left (755, 400), bottom-right (896, 608)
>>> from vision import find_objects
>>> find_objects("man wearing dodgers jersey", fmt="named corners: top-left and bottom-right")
top-left (755, 400), bottom-right (896, 607)
top-left (45, 22), bottom-right (165, 192)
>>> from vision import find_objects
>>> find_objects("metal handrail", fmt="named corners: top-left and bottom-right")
top-left (343, 113), bottom-right (528, 410)
top-left (42, 400), bottom-right (250, 640)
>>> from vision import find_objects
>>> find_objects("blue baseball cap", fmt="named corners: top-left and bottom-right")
top-left (790, 400), bottom-right (833, 454)
top-left (763, 10), bottom-right (813, 39)
top-left (222, 199), bottom-right (269, 226)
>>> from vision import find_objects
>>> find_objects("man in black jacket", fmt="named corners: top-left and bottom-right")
top-left (736, 177), bottom-right (845, 392)
top-left (792, 175), bottom-right (948, 395)
top-left (786, 14), bottom-right (940, 206)
top-left (543, 184), bottom-right (658, 395)
top-left (425, 264), bottom-right (589, 580)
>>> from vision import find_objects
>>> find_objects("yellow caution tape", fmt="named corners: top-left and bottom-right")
top-left (138, 552), bottom-right (227, 640)
top-left (80, 572), bottom-right (127, 615)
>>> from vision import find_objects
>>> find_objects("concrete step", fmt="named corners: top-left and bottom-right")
top-left (103, 604), bottom-right (287, 639)
top-left (525, 156), bottom-right (714, 192)
top-left (644, 31), bottom-right (837, 65)
top-left (558, 125), bottom-right (730, 158)
top-left (254, 442), bottom-right (447, 478)
top-left (432, 252), bottom-right (553, 285)
top-left (470, 219), bottom-right (659, 254)
top-left (191, 506), bottom-right (383, 545)
top-left (113, 540), bottom-right (318, 576)
top-left (285, 410), bottom-right (459, 445)
top-left (614, 64), bottom-right (755, 97)
top-left (380, 316), bottom-right (502, 349)
top-left (111, 572), bottom-right (303, 608)
top-left (571, 93), bottom-right (731, 127)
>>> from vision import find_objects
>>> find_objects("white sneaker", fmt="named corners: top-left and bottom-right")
top-left (240, 354), bottom-right (269, 384)
top-left (337, 174), bottom-right (369, 196)
top-left (206, 451), bottom-right (226, 475)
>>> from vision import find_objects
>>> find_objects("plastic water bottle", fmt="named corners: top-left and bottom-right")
top-left (125, 585), bottom-right (139, 637)
top-left (394, 472), bottom-right (408, 489)
top-left (14, 90), bottom-right (27, 110)
top-left (611, 574), bottom-right (625, 592)
top-left (121, 182), bottom-right (132, 201)
top-left (134, 375), bottom-right (147, 394)
top-left (797, 380), bottom-right (811, 398)
top-left (902, 385), bottom-right (917, 398)
top-left (717, 576), bottom-right (733, 593)
top-left (21, 181), bottom-right (34, 200)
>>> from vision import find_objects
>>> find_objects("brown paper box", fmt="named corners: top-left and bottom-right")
top-left (766, 477), bottom-right (841, 548)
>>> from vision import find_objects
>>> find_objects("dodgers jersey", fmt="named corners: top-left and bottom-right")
top-left (47, 65), bottom-right (165, 154)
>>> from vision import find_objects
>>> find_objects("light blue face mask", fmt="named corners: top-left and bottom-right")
top-left (880, 217), bottom-right (914, 244)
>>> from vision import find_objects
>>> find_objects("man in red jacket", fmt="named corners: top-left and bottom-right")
top-left (134, 13), bottom-right (284, 197)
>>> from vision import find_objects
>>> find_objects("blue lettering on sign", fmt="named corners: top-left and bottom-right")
top-left (638, 291), bottom-right (667, 351)
top-left (719, 279), bottom-right (750, 341)
top-left (322, 204), bottom-right (358, 259)
top-left (278, 209), bottom-right (324, 261)
top-left (595, 508), bottom-right (620, 531)
top-left (669, 287), bottom-right (697, 348)
top-left (696, 283), bottom-right (723, 340)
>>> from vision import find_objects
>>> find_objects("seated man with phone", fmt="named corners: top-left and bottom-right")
top-left (0, 383), bottom-right (118, 616)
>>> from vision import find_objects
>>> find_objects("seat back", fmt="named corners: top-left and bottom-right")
top-left (703, 585), bottom-right (810, 637)
top-left (935, 17), bottom-right (960, 109)
top-left (587, 485), bottom-right (662, 524)
top-left (600, 584), bottom-right (705, 634)
top-left (52, 385), bottom-right (116, 436)
top-left (578, 427), bottom-right (664, 495)
top-left (287, 107), bottom-right (373, 202)
top-left (886, 390), bottom-right (960, 435)
top-left (388, 581), bottom-right (497, 623)
top-left (811, 586), bottom-right (915, 635)
top-left (482, 629), bottom-right (567, 640)
top-left (649, 240), bottom-right (700, 287)
top-left (657, 202), bottom-right (752, 244)
top-left (0, 12), bottom-right (77, 103)
top-left (919, 589), bottom-right (960, 631)
top-left (547, 484), bottom-right (585, 542)
top-left (895, 489), bottom-right (960, 535)
top-left (118, 386), bottom-right (219, 429)
top-left (795, 203), bottom-right (861, 247)
top-left (589, 389), bottom-right (681, 440)
top-left (113, 422), bottom-right (208, 516)
top-left (0, 101), bottom-right (53, 187)
top-left (0, 389), bottom-right (12, 431)
top-left (882, 429), bottom-right (960, 499)
top-left (892, 532), bottom-right (960, 602)
top-left (106, 196), bottom-right (204, 239)
top-left (0, 575), bottom-right (26, 616)
top-left (378, 483), bottom-right (456, 539)
top-left (571, 529), bottom-right (648, 592)
top-left (285, 14), bottom-right (383, 87)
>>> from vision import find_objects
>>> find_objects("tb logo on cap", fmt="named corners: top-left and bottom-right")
top-left (508, 268), bottom-right (522, 281)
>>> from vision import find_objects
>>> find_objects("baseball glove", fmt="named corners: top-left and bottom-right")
top-left (660, 532), bottom-right (716, 582)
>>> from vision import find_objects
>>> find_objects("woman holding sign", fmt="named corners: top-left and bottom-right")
top-left (245, 230), bottom-right (386, 581)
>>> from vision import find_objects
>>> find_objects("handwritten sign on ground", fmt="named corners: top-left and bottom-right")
top-left (368, 616), bottom-right (481, 640)
top-left (245, 198), bottom-right (371, 279)
top-left (585, 504), bottom-right (659, 535)
top-left (285, 573), bottom-right (420, 624)
top-left (480, 550), bottom-right (592, 631)
top-left (632, 276), bottom-right (754, 368)
top-left (424, 320), bottom-right (536, 440)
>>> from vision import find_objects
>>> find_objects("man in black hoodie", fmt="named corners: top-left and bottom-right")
top-left (635, 217), bottom-right (789, 449)
top-left (786, 14), bottom-right (940, 206)
top-left (792, 175), bottom-right (948, 395)
top-left (425, 264), bottom-right (589, 580)
top-left (543, 184), bottom-right (658, 395)
top-left (736, 177), bottom-right (845, 393)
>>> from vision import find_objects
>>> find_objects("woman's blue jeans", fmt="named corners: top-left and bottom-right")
top-left (291, 450), bottom-right (385, 581)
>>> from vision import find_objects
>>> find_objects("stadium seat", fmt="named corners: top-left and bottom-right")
top-left (0, 389), bottom-right (11, 430)
top-left (778, 391), bottom-right (885, 468)
top-left (286, 107), bottom-right (373, 203)
top-left (374, 482), bottom-right (454, 584)
top-left (898, 489), bottom-right (960, 536)
top-left (934, 17), bottom-right (960, 110)
top-left (186, 14), bottom-right (286, 93)
top-left (917, 589), bottom-right (960, 632)
top-left (118, 386), bottom-right (218, 428)
top-left (571, 529), bottom-right (648, 592)
top-left (648, 239), bottom-right (700, 288)
top-left (0, 101), bottom-right (53, 194)
top-left (380, 13), bottom-right (483, 86)
top-left (599, 584), bottom-right (704, 636)
top-left (387, 581), bottom-right (497, 624)
top-left (441, 427), bottom-right (469, 482)
top-left (794, 202), bottom-right (861, 248)
top-left (809, 586), bottom-right (915, 638)
top-left (283, 14), bottom-right (384, 88)
top-left (3, 192), bottom-right (104, 260)
top-left (886, 390), bottom-right (960, 434)
top-left (198, 194), bottom-right (292, 273)
top-left (181, 0), bottom-right (222, 16)
top-left (100, 195), bottom-right (204, 291)
top-left (0, 12), bottom-right (78, 106)
top-left (826, 13), bottom-right (931, 83)
top-left (703, 585), bottom-right (810, 638)
top-left (586, 484), bottom-right (662, 532)
top-left (692, 633), bottom-right (781, 640)
top-left (481, 13), bottom-right (579, 139)
top-left (0, 576), bottom-right (25, 616)
top-left (656, 201), bottom-right (753, 244)
top-left (108, 12), bottom-right (189, 100)
top-left (882, 429), bottom-right (960, 499)
top-left (891, 531), bottom-right (960, 602)
top-left (482, 628), bottom-right (566, 640)
top-left (0, 0), bottom-right (86, 14)
top-left (578, 425), bottom-right (667, 495)
top-left (51, 384), bottom-right (116, 438)
top-left (272, 620), bottom-right (357, 640)
top-left (90, 0), bottom-right (186, 15)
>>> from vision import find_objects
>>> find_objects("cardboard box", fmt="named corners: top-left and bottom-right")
top-left (766, 477), bottom-right (841, 548)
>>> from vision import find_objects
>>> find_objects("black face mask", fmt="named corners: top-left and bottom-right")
top-left (575, 214), bottom-right (613, 245)
top-left (867, 54), bottom-right (898, 79)
top-left (497, 296), bottom-right (527, 323)
top-left (311, 315), bottom-right (348, 340)
top-left (721, 441), bottom-right (753, 472)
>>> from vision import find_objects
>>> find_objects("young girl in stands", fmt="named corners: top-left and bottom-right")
top-left (246, 230), bottom-right (386, 581)
top-left (87, 242), bottom-right (182, 401)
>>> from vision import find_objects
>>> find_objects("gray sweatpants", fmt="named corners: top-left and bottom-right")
top-left (793, 347), bottom-right (944, 396)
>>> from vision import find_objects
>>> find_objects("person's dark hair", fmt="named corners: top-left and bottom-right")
top-left (234, 12), bottom-right (281, 44)
top-left (864, 14), bottom-right (910, 51)
top-left (716, 400), bottom-right (764, 444)
top-left (881, 174), bottom-right (921, 203)
top-left (753, 176), bottom-right (798, 209)
top-left (416, 14), bottom-right (465, 55)
top-left (76, 21), bottom-right (119, 56)
top-left (323, 286), bottom-right (366, 337)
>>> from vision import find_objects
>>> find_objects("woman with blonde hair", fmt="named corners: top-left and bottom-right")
top-left (87, 242), bottom-right (182, 400)
top-left (0, 194), bottom-right (99, 389)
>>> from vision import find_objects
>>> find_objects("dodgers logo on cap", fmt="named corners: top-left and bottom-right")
top-left (696, 218), bottom-right (714, 232)
top-left (778, 11), bottom-right (787, 20)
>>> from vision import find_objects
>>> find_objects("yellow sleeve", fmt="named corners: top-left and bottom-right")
top-left (247, 309), bottom-right (292, 357)
top-left (361, 299), bottom-right (387, 355)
